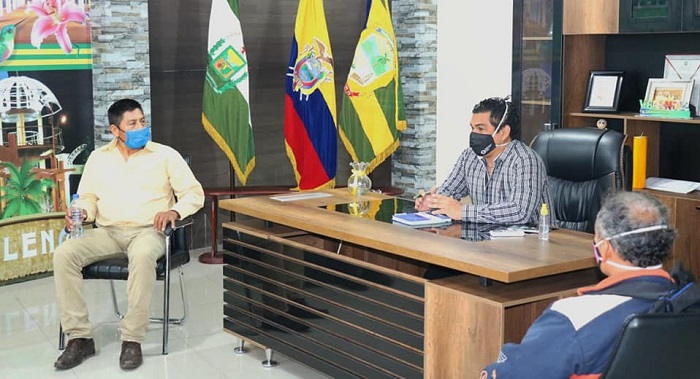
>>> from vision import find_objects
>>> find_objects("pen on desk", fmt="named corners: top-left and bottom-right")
top-left (413, 193), bottom-right (423, 199)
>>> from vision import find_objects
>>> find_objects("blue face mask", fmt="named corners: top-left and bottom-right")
top-left (121, 126), bottom-right (151, 149)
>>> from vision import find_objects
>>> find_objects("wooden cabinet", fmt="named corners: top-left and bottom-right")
top-left (684, 0), bottom-right (700, 31)
top-left (643, 190), bottom-right (700, 278)
top-left (561, 0), bottom-right (700, 281)
top-left (619, 0), bottom-right (683, 33)
top-left (675, 197), bottom-right (700, 276)
top-left (512, 0), bottom-right (563, 145)
top-left (619, 0), bottom-right (700, 33)
top-left (565, 0), bottom-right (700, 34)
top-left (563, 0), bottom-right (619, 34)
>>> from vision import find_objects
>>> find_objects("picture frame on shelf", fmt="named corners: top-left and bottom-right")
top-left (663, 55), bottom-right (700, 113)
top-left (643, 78), bottom-right (694, 111)
top-left (583, 71), bottom-right (624, 113)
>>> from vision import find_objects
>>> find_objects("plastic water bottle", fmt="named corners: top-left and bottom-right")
top-left (539, 203), bottom-right (550, 241)
top-left (69, 194), bottom-right (84, 239)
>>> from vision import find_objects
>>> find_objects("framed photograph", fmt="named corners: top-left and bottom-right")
top-left (643, 79), bottom-right (695, 111)
top-left (664, 55), bottom-right (700, 112)
top-left (583, 71), bottom-right (624, 112)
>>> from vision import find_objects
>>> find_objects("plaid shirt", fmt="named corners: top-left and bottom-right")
top-left (438, 140), bottom-right (551, 225)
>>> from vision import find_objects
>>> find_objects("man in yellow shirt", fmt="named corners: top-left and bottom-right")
top-left (53, 99), bottom-right (204, 370)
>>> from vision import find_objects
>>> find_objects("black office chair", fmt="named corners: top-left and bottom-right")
top-left (58, 218), bottom-right (193, 355)
top-left (530, 127), bottom-right (627, 233)
top-left (600, 312), bottom-right (700, 378)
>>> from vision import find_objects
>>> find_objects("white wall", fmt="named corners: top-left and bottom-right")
top-left (436, 0), bottom-right (513, 184)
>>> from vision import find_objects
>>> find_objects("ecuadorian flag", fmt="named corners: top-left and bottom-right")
top-left (338, 0), bottom-right (406, 173)
top-left (284, 0), bottom-right (337, 191)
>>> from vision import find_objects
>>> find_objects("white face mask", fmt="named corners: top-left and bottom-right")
top-left (605, 260), bottom-right (663, 271)
top-left (595, 225), bottom-right (669, 270)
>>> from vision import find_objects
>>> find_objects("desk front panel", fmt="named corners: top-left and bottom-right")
top-left (222, 225), bottom-right (425, 379)
top-left (218, 192), bottom-right (599, 377)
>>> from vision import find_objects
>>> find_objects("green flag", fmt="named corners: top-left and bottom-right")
top-left (202, 0), bottom-right (255, 184)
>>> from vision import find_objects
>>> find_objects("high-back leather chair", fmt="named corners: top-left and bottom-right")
top-left (601, 313), bottom-right (700, 378)
top-left (530, 127), bottom-right (627, 233)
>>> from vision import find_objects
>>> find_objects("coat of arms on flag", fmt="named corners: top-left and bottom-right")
top-left (288, 37), bottom-right (334, 100)
top-left (207, 43), bottom-right (248, 94)
top-left (346, 27), bottom-right (395, 89)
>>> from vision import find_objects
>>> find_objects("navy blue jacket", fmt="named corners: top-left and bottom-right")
top-left (481, 269), bottom-right (674, 379)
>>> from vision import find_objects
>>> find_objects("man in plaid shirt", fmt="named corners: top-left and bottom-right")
top-left (416, 96), bottom-right (551, 226)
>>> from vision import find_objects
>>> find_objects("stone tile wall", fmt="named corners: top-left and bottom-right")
top-left (90, 0), bottom-right (151, 148)
top-left (392, 0), bottom-right (437, 196)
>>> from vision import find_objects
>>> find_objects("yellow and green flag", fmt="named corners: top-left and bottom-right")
top-left (338, 0), bottom-right (406, 173)
top-left (202, 0), bottom-right (255, 184)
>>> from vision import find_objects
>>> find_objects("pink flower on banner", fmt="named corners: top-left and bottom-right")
top-left (26, 0), bottom-right (87, 54)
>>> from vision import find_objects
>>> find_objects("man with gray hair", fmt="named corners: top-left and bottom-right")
top-left (481, 191), bottom-right (677, 379)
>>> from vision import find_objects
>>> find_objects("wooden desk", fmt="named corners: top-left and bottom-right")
top-left (219, 189), bottom-right (599, 378)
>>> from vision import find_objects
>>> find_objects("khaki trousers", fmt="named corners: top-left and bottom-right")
top-left (53, 226), bottom-right (165, 343)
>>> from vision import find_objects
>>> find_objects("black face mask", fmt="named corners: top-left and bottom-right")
top-left (470, 101), bottom-right (509, 157)
top-left (470, 132), bottom-right (497, 156)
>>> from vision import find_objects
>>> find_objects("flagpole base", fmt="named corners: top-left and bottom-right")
top-left (199, 251), bottom-right (224, 264)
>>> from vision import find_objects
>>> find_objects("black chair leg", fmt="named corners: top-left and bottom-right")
top-left (162, 233), bottom-right (171, 355)
top-left (107, 267), bottom-right (188, 325)
top-left (58, 324), bottom-right (65, 350)
top-left (149, 267), bottom-right (187, 324)
top-left (110, 280), bottom-right (124, 320)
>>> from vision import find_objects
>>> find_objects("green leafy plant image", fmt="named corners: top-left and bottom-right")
top-left (0, 159), bottom-right (54, 219)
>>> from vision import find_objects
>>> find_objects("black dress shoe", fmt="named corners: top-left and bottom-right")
top-left (54, 338), bottom-right (96, 370)
top-left (119, 341), bottom-right (143, 370)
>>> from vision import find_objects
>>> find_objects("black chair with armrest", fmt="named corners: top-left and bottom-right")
top-left (530, 127), bottom-right (628, 233)
top-left (600, 312), bottom-right (700, 378)
top-left (58, 153), bottom-right (196, 355)
top-left (58, 217), bottom-right (193, 355)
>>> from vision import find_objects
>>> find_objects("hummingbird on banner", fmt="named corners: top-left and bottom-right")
top-left (0, 17), bottom-right (29, 63)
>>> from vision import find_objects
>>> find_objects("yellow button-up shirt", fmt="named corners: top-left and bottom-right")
top-left (75, 139), bottom-right (204, 227)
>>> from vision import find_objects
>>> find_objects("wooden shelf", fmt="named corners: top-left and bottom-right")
top-left (562, 2), bottom-right (700, 282)
top-left (570, 112), bottom-right (700, 125)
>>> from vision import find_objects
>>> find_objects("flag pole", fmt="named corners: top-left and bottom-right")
top-left (198, 164), bottom-right (234, 265)
top-left (229, 165), bottom-right (237, 221)
top-left (199, 0), bottom-right (254, 264)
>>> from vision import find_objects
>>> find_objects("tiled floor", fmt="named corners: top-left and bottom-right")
top-left (0, 248), bottom-right (329, 379)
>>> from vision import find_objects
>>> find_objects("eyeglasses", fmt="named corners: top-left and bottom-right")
top-left (592, 225), bottom-right (669, 264)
